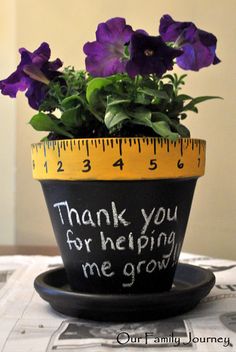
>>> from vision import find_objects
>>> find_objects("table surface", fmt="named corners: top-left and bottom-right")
top-left (0, 245), bottom-right (59, 256)
top-left (0, 252), bottom-right (235, 352)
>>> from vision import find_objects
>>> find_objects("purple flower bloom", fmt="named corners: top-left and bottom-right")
top-left (126, 32), bottom-right (183, 78)
top-left (159, 14), bottom-right (220, 71)
top-left (0, 42), bottom-right (62, 109)
top-left (83, 17), bottom-right (134, 77)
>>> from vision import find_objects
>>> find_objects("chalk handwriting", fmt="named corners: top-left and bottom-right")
top-left (53, 201), bottom-right (131, 228)
top-left (141, 206), bottom-right (178, 234)
top-left (82, 261), bottom-right (115, 278)
top-left (52, 200), bottom-right (182, 289)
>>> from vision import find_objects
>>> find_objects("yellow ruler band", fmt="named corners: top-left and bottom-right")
top-left (31, 137), bottom-right (206, 181)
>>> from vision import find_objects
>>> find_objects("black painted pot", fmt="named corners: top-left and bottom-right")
top-left (31, 137), bottom-right (206, 294)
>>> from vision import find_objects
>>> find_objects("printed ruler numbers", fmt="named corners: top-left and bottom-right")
top-left (31, 137), bottom-right (206, 181)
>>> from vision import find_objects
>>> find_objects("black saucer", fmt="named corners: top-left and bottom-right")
top-left (34, 263), bottom-right (215, 322)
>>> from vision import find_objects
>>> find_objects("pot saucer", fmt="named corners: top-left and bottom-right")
top-left (34, 263), bottom-right (215, 322)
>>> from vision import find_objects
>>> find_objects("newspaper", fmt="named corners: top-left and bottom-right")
top-left (0, 253), bottom-right (235, 352)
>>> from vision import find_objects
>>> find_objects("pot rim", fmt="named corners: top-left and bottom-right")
top-left (31, 137), bottom-right (206, 181)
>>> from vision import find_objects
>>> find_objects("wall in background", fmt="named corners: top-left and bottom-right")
top-left (0, 0), bottom-right (235, 259)
top-left (0, 0), bottom-right (16, 245)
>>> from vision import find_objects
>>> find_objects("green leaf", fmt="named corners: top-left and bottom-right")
top-left (61, 107), bottom-right (83, 129)
top-left (171, 121), bottom-right (191, 137)
top-left (29, 112), bottom-right (73, 138)
top-left (138, 88), bottom-right (169, 100)
top-left (128, 107), bottom-right (152, 121)
top-left (177, 74), bottom-right (188, 84)
top-left (175, 94), bottom-right (192, 102)
top-left (162, 74), bottom-right (176, 84)
top-left (105, 100), bottom-right (130, 129)
top-left (108, 98), bottom-right (131, 106)
top-left (134, 92), bottom-right (151, 105)
top-left (180, 113), bottom-right (187, 120)
top-left (183, 96), bottom-right (222, 111)
top-left (152, 121), bottom-right (179, 141)
top-left (86, 77), bottom-right (112, 103)
top-left (162, 84), bottom-right (174, 99)
top-left (151, 112), bottom-right (173, 124)
top-left (61, 95), bottom-right (81, 110)
top-left (129, 109), bottom-right (178, 140)
top-left (151, 112), bottom-right (190, 137)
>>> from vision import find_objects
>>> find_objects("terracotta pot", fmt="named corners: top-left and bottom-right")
top-left (31, 137), bottom-right (205, 294)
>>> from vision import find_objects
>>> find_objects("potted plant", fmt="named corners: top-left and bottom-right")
top-left (0, 15), bottom-right (220, 318)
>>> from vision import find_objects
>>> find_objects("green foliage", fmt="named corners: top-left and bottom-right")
top-left (34, 68), bottom-right (222, 140)
top-left (29, 112), bottom-right (74, 138)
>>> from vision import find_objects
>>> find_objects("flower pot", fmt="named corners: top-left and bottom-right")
top-left (31, 137), bottom-right (205, 294)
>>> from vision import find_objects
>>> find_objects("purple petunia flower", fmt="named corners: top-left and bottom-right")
top-left (159, 14), bottom-right (220, 71)
top-left (126, 32), bottom-right (183, 78)
top-left (0, 42), bottom-right (62, 109)
top-left (83, 17), bottom-right (134, 77)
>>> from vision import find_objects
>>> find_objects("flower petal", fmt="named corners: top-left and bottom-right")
top-left (0, 71), bottom-right (30, 97)
top-left (159, 14), bottom-right (221, 71)
top-left (0, 42), bottom-right (62, 108)
top-left (84, 17), bottom-right (134, 76)
top-left (126, 33), bottom-right (182, 77)
top-left (96, 17), bottom-right (133, 44)
top-left (25, 81), bottom-right (48, 109)
top-left (84, 41), bottom-right (126, 76)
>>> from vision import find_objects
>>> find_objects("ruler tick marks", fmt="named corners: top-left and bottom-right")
top-left (166, 140), bottom-right (170, 153)
top-left (57, 144), bottom-right (60, 158)
top-left (31, 138), bottom-right (205, 180)
top-left (138, 139), bottom-right (141, 153)
top-left (119, 139), bottom-right (123, 156)
top-left (198, 141), bottom-right (201, 155)
top-left (191, 140), bottom-right (194, 150)
top-left (85, 140), bottom-right (89, 157)
top-left (43, 144), bottom-right (47, 157)
top-left (180, 139), bottom-right (183, 157)
top-left (70, 140), bottom-right (73, 151)
top-left (153, 139), bottom-right (156, 155)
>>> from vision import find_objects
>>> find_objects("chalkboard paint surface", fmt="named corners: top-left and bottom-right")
top-left (41, 178), bottom-right (197, 294)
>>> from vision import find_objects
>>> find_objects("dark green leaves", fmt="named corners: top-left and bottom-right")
top-left (105, 97), bottom-right (130, 129)
top-left (152, 121), bottom-right (179, 140)
top-left (61, 107), bottom-right (83, 129)
top-left (86, 77), bottom-right (113, 103)
top-left (29, 112), bottom-right (73, 138)
top-left (183, 96), bottom-right (222, 112)
top-left (32, 70), bottom-right (222, 140)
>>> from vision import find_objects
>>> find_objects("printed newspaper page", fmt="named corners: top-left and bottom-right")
top-left (0, 253), bottom-right (235, 352)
